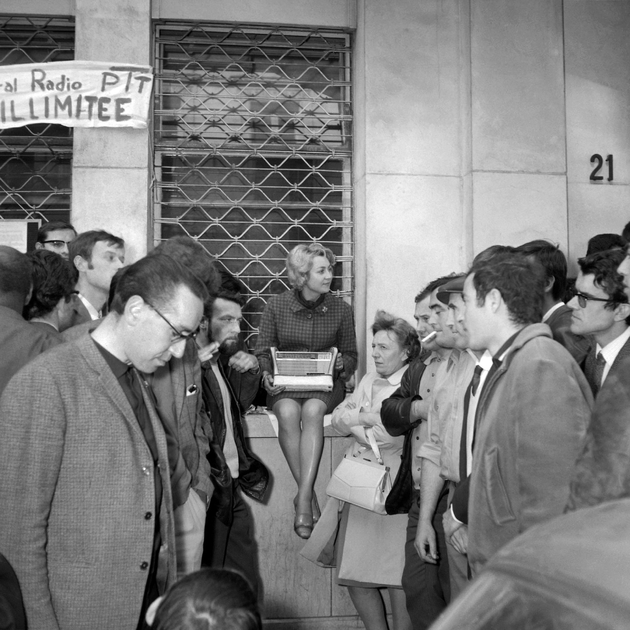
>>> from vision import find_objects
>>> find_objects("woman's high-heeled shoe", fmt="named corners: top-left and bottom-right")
top-left (294, 512), bottom-right (314, 539)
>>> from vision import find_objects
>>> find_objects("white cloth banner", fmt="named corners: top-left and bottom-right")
top-left (0, 60), bottom-right (154, 129)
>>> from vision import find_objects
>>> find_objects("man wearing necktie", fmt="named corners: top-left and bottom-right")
top-left (566, 246), bottom-right (630, 510)
top-left (462, 251), bottom-right (592, 576)
top-left (0, 254), bottom-right (207, 630)
top-left (567, 248), bottom-right (630, 396)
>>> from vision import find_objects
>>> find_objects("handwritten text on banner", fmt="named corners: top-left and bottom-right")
top-left (0, 60), bottom-right (154, 129)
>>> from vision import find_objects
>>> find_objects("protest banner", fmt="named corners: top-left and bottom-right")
top-left (0, 60), bottom-right (154, 129)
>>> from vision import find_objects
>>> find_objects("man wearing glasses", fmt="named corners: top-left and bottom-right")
top-left (35, 221), bottom-right (77, 260)
top-left (568, 248), bottom-right (630, 396)
top-left (0, 254), bottom-right (207, 630)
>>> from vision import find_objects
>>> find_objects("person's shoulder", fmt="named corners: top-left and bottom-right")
top-left (324, 293), bottom-right (351, 312)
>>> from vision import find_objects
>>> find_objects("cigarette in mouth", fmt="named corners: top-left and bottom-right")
top-left (421, 331), bottom-right (437, 344)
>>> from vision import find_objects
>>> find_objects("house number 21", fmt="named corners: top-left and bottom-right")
top-left (590, 154), bottom-right (613, 182)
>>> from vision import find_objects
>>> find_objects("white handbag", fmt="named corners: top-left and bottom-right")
top-left (326, 427), bottom-right (392, 514)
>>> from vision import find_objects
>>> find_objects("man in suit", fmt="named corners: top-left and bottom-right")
top-left (67, 229), bottom-right (125, 326)
top-left (0, 245), bottom-right (61, 395)
top-left (198, 272), bottom-right (269, 595)
top-left (566, 247), bottom-right (630, 511)
top-left (0, 254), bottom-right (207, 630)
top-left (568, 248), bottom-right (630, 396)
top-left (381, 275), bottom-right (458, 630)
top-left (463, 252), bottom-right (592, 575)
top-left (515, 240), bottom-right (590, 363)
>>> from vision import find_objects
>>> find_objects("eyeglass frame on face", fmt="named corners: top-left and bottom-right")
top-left (42, 239), bottom-right (73, 248)
top-left (146, 302), bottom-right (198, 344)
top-left (573, 290), bottom-right (615, 309)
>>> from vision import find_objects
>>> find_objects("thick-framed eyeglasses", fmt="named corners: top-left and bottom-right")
top-left (574, 291), bottom-right (614, 309)
top-left (147, 303), bottom-right (198, 343)
top-left (42, 239), bottom-right (72, 248)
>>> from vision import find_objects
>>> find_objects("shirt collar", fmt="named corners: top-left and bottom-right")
top-left (597, 326), bottom-right (630, 364)
top-left (78, 293), bottom-right (101, 320)
top-left (92, 338), bottom-right (130, 379)
top-left (379, 365), bottom-right (407, 387)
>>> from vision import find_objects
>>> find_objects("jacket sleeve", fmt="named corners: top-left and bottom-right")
top-left (225, 360), bottom-right (262, 412)
top-left (336, 302), bottom-right (358, 378)
top-left (253, 298), bottom-right (278, 375)
top-left (513, 354), bottom-right (592, 532)
top-left (381, 361), bottom-right (423, 437)
top-left (0, 369), bottom-right (64, 630)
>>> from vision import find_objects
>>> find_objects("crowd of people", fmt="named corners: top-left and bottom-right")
top-left (1, 220), bottom-right (630, 630)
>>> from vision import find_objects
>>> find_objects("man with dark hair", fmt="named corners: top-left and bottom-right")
top-left (515, 240), bottom-right (590, 362)
top-left (68, 229), bottom-right (125, 326)
top-left (382, 274), bottom-right (458, 630)
top-left (586, 233), bottom-right (626, 256)
top-left (197, 271), bottom-right (269, 595)
top-left (463, 253), bottom-right (592, 575)
top-left (147, 236), bottom-right (220, 579)
top-left (0, 254), bottom-right (207, 630)
top-left (26, 249), bottom-right (78, 337)
top-left (568, 249), bottom-right (630, 395)
top-left (567, 247), bottom-right (630, 509)
top-left (622, 221), bottom-right (630, 243)
top-left (0, 245), bottom-right (61, 394)
top-left (35, 221), bottom-right (77, 260)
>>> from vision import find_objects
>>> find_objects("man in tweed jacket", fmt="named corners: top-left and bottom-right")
top-left (0, 254), bottom-right (207, 630)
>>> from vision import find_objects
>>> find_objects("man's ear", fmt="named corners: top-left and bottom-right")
top-left (544, 276), bottom-right (555, 295)
top-left (486, 288), bottom-right (503, 313)
top-left (124, 295), bottom-right (146, 326)
top-left (74, 255), bottom-right (88, 272)
top-left (613, 302), bottom-right (630, 323)
top-left (35, 242), bottom-right (44, 251)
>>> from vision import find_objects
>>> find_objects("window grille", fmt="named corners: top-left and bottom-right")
top-left (0, 16), bottom-right (74, 224)
top-left (153, 23), bottom-right (353, 344)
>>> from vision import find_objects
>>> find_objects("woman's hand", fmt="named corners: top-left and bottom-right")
top-left (335, 352), bottom-right (344, 372)
top-left (262, 372), bottom-right (285, 395)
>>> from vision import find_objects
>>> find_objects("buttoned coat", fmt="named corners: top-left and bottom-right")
top-left (468, 324), bottom-right (593, 576)
top-left (0, 334), bottom-right (177, 630)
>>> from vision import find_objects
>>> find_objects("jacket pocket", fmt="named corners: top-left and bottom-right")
top-left (484, 446), bottom-right (516, 525)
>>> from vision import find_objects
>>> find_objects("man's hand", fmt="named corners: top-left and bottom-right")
top-left (227, 351), bottom-right (259, 374)
top-left (411, 399), bottom-right (429, 422)
top-left (414, 519), bottom-right (439, 564)
top-left (443, 506), bottom-right (464, 540)
top-left (197, 341), bottom-right (220, 363)
top-left (450, 525), bottom-right (468, 555)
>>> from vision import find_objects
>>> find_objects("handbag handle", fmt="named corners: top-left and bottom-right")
top-left (364, 427), bottom-right (384, 465)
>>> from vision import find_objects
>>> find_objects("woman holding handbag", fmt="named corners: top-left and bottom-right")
top-left (313, 311), bottom-right (419, 630)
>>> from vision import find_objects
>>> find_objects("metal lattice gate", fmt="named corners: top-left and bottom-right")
top-left (0, 16), bottom-right (74, 223)
top-left (153, 23), bottom-right (353, 344)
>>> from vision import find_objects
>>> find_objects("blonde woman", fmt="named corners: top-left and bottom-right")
top-left (255, 243), bottom-right (357, 539)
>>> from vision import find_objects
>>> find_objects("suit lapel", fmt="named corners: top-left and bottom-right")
top-left (609, 335), bottom-right (630, 379)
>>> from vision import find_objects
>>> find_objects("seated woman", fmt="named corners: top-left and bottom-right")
top-left (308, 311), bottom-right (419, 630)
top-left (254, 243), bottom-right (357, 539)
top-left (146, 568), bottom-right (261, 630)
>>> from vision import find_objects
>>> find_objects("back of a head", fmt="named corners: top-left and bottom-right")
top-left (514, 239), bottom-right (567, 301)
top-left (470, 251), bottom-right (546, 326)
top-left (68, 229), bottom-right (124, 265)
top-left (109, 253), bottom-right (208, 315)
top-left (151, 236), bottom-right (221, 295)
top-left (0, 245), bottom-right (32, 306)
top-left (26, 250), bottom-right (78, 319)
top-left (153, 569), bottom-right (261, 630)
top-left (586, 233), bottom-right (626, 256)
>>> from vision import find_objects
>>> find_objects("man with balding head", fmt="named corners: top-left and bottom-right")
top-left (0, 245), bottom-right (61, 394)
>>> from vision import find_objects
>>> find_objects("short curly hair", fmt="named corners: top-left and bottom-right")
top-left (371, 310), bottom-right (420, 364)
top-left (286, 243), bottom-right (335, 290)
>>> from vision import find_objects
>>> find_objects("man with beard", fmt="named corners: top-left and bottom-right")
top-left (197, 272), bottom-right (269, 593)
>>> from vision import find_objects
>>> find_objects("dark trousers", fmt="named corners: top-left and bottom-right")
top-left (202, 484), bottom-right (259, 596)
top-left (401, 488), bottom-right (450, 630)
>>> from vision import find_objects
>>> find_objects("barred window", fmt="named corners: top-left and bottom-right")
top-left (153, 23), bottom-right (353, 344)
top-left (0, 16), bottom-right (74, 223)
